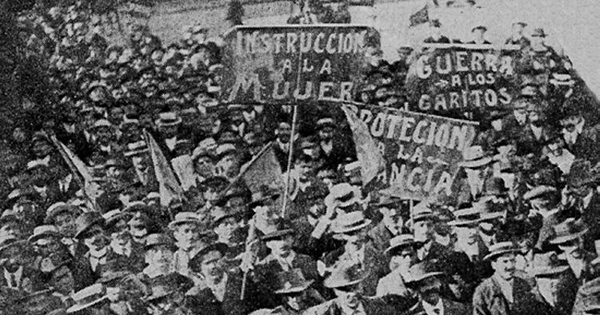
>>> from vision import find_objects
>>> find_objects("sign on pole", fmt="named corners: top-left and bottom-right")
top-left (405, 44), bottom-right (521, 118)
top-left (344, 104), bottom-right (478, 200)
top-left (220, 25), bottom-right (378, 105)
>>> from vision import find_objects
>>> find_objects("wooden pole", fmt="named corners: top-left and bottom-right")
top-left (281, 105), bottom-right (299, 218)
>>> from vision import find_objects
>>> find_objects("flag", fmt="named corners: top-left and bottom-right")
top-left (50, 136), bottom-right (98, 209)
top-left (409, 5), bottom-right (429, 27)
top-left (341, 105), bottom-right (386, 186)
top-left (144, 131), bottom-right (184, 207)
top-left (239, 142), bottom-right (284, 194)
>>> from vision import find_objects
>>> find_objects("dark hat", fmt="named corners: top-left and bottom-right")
top-left (471, 25), bottom-right (487, 32)
top-left (211, 207), bottom-right (243, 227)
top-left (323, 263), bottom-right (368, 288)
top-left (567, 160), bottom-right (599, 188)
top-left (274, 269), bottom-right (314, 294)
top-left (66, 284), bottom-right (109, 313)
top-left (144, 233), bottom-right (176, 251)
top-left (331, 211), bottom-right (371, 234)
top-left (261, 228), bottom-right (295, 242)
top-left (102, 209), bottom-right (133, 229)
top-left (201, 176), bottom-right (230, 189)
top-left (447, 207), bottom-right (481, 227)
top-left (532, 252), bottom-right (569, 277)
top-left (483, 241), bottom-right (519, 261)
top-left (404, 261), bottom-right (444, 285)
top-left (549, 218), bottom-right (588, 245)
top-left (74, 212), bottom-right (105, 239)
top-left (531, 28), bottom-right (547, 37)
top-left (477, 201), bottom-right (506, 222)
top-left (249, 185), bottom-right (282, 208)
top-left (385, 234), bottom-right (417, 255)
top-left (189, 243), bottom-right (228, 271)
top-left (483, 177), bottom-right (509, 197)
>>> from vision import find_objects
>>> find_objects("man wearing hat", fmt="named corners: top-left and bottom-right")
top-left (0, 238), bottom-right (42, 293)
top-left (214, 143), bottom-right (243, 181)
top-left (449, 205), bottom-right (492, 281)
top-left (25, 161), bottom-right (63, 214)
top-left (456, 146), bottom-right (494, 205)
top-left (103, 210), bottom-right (144, 273)
top-left (253, 227), bottom-right (321, 298)
top-left (169, 212), bottom-right (208, 278)
top-left (516, 101), bottom-right (554, 156)
top-left (124, 140), bottom-right (157, 190)
top-left (187, 243), bottom-right (266, 315)
top-left (152, 111), bottom-right (183, 161)
top-left (0, 209), bottom-right (24, 243)
top-left (505, 22), bottom-right (530, 47)
top-left (367, 195), bottom-right (408, 252)
top-left (250, 269), bottom-right (324, 315)
top-left (45, 202), bottom-right (83, 257)
top-left (549, 218), bottom-right (598, 283)
top-left (75, 212), bottom-right (116, 288)
top-left (315, 117), bottom-right (352, 171)
top-left (404, 261), bottom-right (471, 315)
top-left (472, 242), bottom-right (534, 315)
top-left (144, 274), bottom-right (194, 315)
top-left (321, 211), bottom-right (386, 297)
top-left (66, 283), bottom-right (112, 314)
top-left (376, 234), bottom-right (418, 297)
top-left (89, 119), bottom-right (123, 162)
top-left (467, 26), bottom-right (491, 45)
top-left (304, 263), bottom-right (411, 315)
top-left (559, 106), bottom-right (600, 164)
top-left (528, 252), bottom-right (578, 315)
top-left (424, 20), bottom-right (451, 44)
top-left (565, 160), bottom-right (600, 251)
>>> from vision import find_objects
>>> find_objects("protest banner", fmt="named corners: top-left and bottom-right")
top-left (405, 44), bottom-right (521, 118)
top-left (220, 25), bottom-right (378, 105)
top-left (344, 103), bottom-right (478, 200)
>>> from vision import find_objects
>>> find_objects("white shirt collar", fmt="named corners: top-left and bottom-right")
top-left (4, 266), bottom-right (23, 288)
top-left (422, 298), bottom-right (444, 315)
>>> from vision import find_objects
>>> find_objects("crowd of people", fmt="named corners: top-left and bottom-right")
top-left (3, 0), bottom-right (600, 315)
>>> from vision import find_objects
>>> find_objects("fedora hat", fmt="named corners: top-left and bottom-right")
top-left (66, 284), bottom-right (109, 313)
top-left (168, 212), bottom-right (201, 230)
top-left (144, 233), bottom-right (176, 251)
top-left (331, 211), bottom-right (371, 235)
top-left (189, 243), bottom-right (228, 272)
top-left (482, 177), bottom-right (508, 197)
top-left (477, 201), bottom-right (505, 222)
top-left (124, 141), bottom-right (149, 157)
top-left (385, 234), bottom-right (417, 255)
top-left (523, 185), bottom-right (558, 200)
top-left (532, 252), bottom-right (569, 277)
top-left (274, 268), bottom-right (314, 294)
top-left (249, 184), bottom-right (281, 208)
top-left (261, 228), bottom-right (295, 242)
top-left (323, 263), bottom-right (368, 289)
top-left (404, 261), bottom-right (444, 285)
top-left (45, 202), bottom-right (79, 224)
top-left (74, 212), bottom-right (105, 239)
top-left (448, 207), bottom-right (481, 227)
top-left (103, 210), bottom-right (133, 229)
top-left (324, 183), bottom-right (361, 209)
top-left (458, 146), bottom-right (493, 168)
top-left (549, 218), bottom-right (588, 245)
top-left (155, 112), bottom-right (182, 127)
top-left (483, 241), bottom-right (519, 261)
top-left (531, 28), bottom-right (547, 37)
top-left (28, 225), bottom-right (61, 244)
top-left (211, 207), bottom-right (243, 227)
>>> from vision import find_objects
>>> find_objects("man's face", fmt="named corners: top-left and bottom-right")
top-left (109, 108), bottom-right (124, 124)
top-left (146, 245), bottom-right (174, 270)
top-left (54, 212), bottom-right (76, 237)
top-left (413, 219), bottom-right (433, 242)
top-left (173, 223), bottom-right (198, 250)
top-left (381, 208), bottom-right (404, 234)
top-left (200, 250), bottom-right (224, 278)
top-left (560, 116), bottom-right (580, 133)
top-left (255, 204), bottom-right (280, 226)
top-left (32, 141), bottom-right (53, 158)
top-left (83, 225), bottom-right (108, 252)
top-left (296, 161), bottom-right (313, 180)
top-left (108, 219), bottom-right (131, 246)
top-left (194, 157), bottom-right (214, 177)
top-left (492, 253), bottom-right (516, 280)
top-left (95, 127), bottom-right (113, 144)
top-left (283, 291), bottom-right (309, 311)
top-left (390, 248), bottom-right (415, 272)
top-left (216, 154), bottom-right (240, 178)
top-left (277, 124), bottom-right (292, 143)
top-left (129, 221), bottom-right (148, 243)
top-left (265, 235), bottom-right (294, 258)
top-left (160, 125), bottom-right (178, 138)
top-left (417, 277), bottom-right (442, 305)
top-left (342, 229), bottom-right (368, 248)
top-left (318, 127), bottom-right (334, 141)
top-left (531, 34), bottom-right (544, 46)
top-left (334, 285), bottom-right (361, 309)
top-left (307, 203), bottom-right (326, 226)
top-left (455, 225), bottom-right (478, 246)
top-left (51, 265), bottom-right (75, 294)
top-left (214, 217), bottom-right (238, 242)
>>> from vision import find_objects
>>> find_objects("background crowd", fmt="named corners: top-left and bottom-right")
top-left (3, 0), bottom-right (600, 315)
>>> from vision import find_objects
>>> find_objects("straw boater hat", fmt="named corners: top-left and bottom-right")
top-left (447, 206), bottom-right (481, 227)
top-left (385, 234), bottom-right (417, 255)
top-left (144, 233), bottom-right (177, 251)
top-left (261, 228), bottom-right (295, 242)
top-left (167, 212), bottom-right (202, 230)
top-left (330, 211), bottom-right (372, 235)
top-left (324, 183), bottom-right (362, 209)
top-left (532, 252), bottom-right (569, 277)
top-left (74, 212), bottom-right (105, 239)
top-left (477, 201), bottom-right (505, 222)
top-left (45, 202), bottom-right (79, 224)
top-left (189, 243), bottom-right (229, 272)
top-left (124, 141), bottom-right (149, 157)
top-left (155, 112), bottom-right (182, 127)
top-left (66, 284), bottom-right (109, 313)
top-left (458, 146), bottom-right (493, 168)
top-left (523, 185), bottom-right (558, 201)
top-left (248, 184), bottom-right (281, 208)
top-left (28, 225), bottom-right (61, 244)
top-left (404, 261), bottom-right (444, 285)
top-left (483, 241), bottom-right (519, 261)
top-left (549, 218), bottom-right (588, 245)
top-left (323, 263), bottom-right (368, 289)
top-left (274, 268), bottom-right (314, 294)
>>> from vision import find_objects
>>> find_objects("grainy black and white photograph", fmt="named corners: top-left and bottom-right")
top-left (1, 0), bottom-right (599, 314)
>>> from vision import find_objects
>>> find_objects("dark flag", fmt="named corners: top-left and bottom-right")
top-left (409, 5), bottom-right (429, 27)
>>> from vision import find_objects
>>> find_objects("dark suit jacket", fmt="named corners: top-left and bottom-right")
top-left (0, 267), bottom-right (44, 293)
top-left (565, 123), bottom-right (600, 164)
top-left (367, 221), bottom-right (395, 253)
top-left (407, 298), bottom-right (472, 315)
top-left (255, 252), bottom-right (319, 287)
top-left (472, 275), bottom-right (534, 315)
top-left (186, 270), bottom-right (267, 315)
top-left (303, 296), bottom-right (408, 315)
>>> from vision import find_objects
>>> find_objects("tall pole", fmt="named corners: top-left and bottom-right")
top-left (281, 105), bottom-right (299, 218)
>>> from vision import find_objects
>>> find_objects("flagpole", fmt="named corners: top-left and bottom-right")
top-left (281, 105), bottom-right (299, 218)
